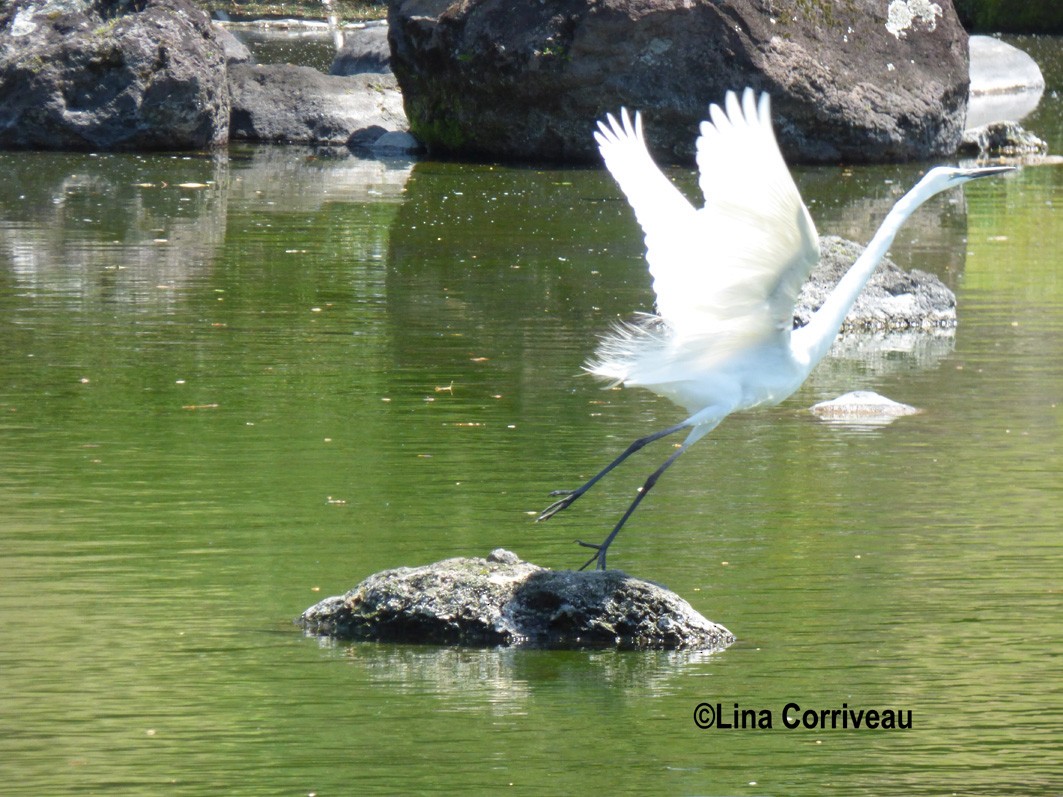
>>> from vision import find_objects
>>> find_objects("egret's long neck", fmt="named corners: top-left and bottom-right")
top-left (792, 186), bottom-right (928, 367)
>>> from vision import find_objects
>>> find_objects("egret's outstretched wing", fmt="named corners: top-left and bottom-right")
top-left (672, 88), bottom-right (819, 340)
top-left (594, 108), bottom-right (700, 309)
top-left (594, 109), bottom-right (698, 228)
top-left (596, 91), bottom-right (817, 347)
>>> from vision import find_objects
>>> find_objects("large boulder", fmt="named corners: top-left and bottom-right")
top-left (228, 63), bottom-right (410, 149)
top-left (389, 0), bottom-right (971, 164)
top-left (964, 35), bottom-right (1044, 129)
top-left (968, 35), bottom-right (1044, 96)
top-left (299, 549), bottom-right (735, 650)
top-left (0, 0), bottom-right (229, 151)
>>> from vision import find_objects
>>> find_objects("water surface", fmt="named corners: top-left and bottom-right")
top-left (1, 47), bottom-right (1061, 796)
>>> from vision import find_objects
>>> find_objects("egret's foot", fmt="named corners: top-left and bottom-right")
top-left (576, 539), bottom-right (608, 571)
top-left (537, 489), bottom-right (581, 522)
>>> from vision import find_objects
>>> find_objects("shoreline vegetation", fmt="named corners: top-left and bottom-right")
top-left (203, 0), bottom-right (386, 22)
top-left (199, 0), bottom-right (1059, 33)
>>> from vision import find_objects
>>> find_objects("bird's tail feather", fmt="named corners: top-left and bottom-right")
top-left (584, 313), bottom-right (671, 386)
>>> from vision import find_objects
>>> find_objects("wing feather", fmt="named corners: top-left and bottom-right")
top-left (682, 89), bottom-right (819, 339)
top-left (593, 108), bottom-right (699, 270)
top-left (595, 90), bottom-right (818, 350)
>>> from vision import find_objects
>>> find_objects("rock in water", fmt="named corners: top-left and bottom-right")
top-left (299, 549), bottom-right (735, 651)
top-left (968, 35), bottom-right (1044, 96)
top-left (810, 390), bottom-right (921, 423)
top-left (793, 236), bottom-right (957, 332)
top-left (228, 64), bottom-right (409, 148)
top-left (0, 0), bottom-right (230, 151)
top-left (388, 0), bottom-right (970, 163)
top-left (330, 22), bottom-right (392, 75)
top-left (959, 121), bottom-right (1047, 157)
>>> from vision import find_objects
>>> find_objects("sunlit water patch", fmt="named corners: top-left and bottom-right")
top-left (1, 52), bottom-right (1061, 795)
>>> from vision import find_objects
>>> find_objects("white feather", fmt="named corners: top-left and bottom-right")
top-left (542, 88), bottom-right (1013, 571)
top-left (591, 89), bottom-right (819, 390)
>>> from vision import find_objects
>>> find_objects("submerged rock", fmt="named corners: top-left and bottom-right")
top-left (794, 236), bottom-right (956, 333)
top-left (959, 121), bottom-right (1048, 157)
top-left (299, 549), bottom-right (734, 651)
top-left (810, 390), bottom-right (921, 424)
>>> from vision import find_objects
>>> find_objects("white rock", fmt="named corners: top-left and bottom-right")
top-left (810, 391), bottom-right (921, 425)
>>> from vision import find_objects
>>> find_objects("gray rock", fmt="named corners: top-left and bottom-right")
top-left (228, 63), bottom-right (408, 146)
top-left (388, 0), bottom-right (970, 164)
top-left (299, 549), bottom-right (735, 650)
top-left (0, 0), bottom-right (230, 151)
top-left (794, 236), bottom-right (956, 332)
top-left (368, 130), bottom-right (424, 154)
top-left (214, 23), bottom-right (253, 66)
top-left (968, 35), bottom-right (1045, 96)
top-left (959, 121), bottom-right (1047, 157)
top-left (330, 22), bottom-right (391, 75)
top-left (965, 35), bottom-right (1044, 128)
top-left (810, 390), bottom-right (921, 423)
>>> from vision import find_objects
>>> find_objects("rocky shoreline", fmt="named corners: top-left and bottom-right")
top-left (0, 0), bottom-right (414, 153)
top-left (0, 0), bottom-right (1049, 161)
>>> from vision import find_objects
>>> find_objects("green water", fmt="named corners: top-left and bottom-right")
top-left (2, 53), bottom-right (1062, 795)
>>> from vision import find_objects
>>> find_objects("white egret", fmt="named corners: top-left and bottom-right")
top-left (539, 88), bottom-right (1013, 571)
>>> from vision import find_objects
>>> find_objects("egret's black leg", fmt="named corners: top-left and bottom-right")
top-left (576, 445), bottom-right (687, 570)
top-left (537, 421), bottom-right (689, 522)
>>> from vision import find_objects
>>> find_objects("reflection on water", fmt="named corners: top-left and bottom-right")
top-left (313, 638), bottom-right (726, 704)
top-left (2, 153), bottom-right (228, 305)
top-left (1, 69), bottom-right (1061, 795)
